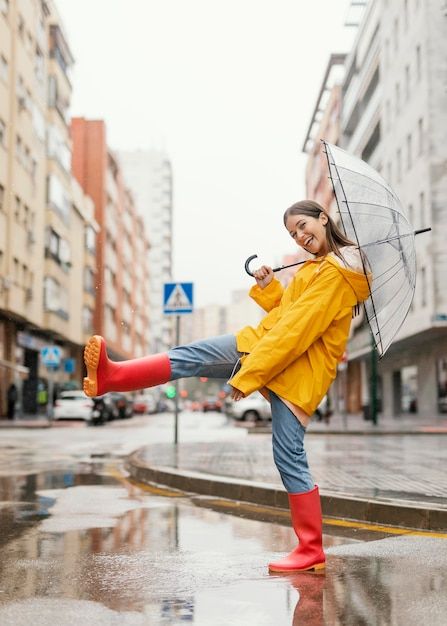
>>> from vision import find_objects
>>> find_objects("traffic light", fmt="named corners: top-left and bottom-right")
top-left (165, 385), bottom-right (176, 399)
top-left (180, 390), bottom-right (188, 398)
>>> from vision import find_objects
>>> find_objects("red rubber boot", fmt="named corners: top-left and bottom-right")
top-left (83, 335), bottom-right (171, 397)
top-left (268, 485), bottom-right (326, 573)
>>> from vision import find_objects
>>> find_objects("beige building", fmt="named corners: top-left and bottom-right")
top-left (0, 1), bottom-right (99, 416)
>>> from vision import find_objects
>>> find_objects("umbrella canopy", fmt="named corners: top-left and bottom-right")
top-left (323, 140), bottom-right (428, 358)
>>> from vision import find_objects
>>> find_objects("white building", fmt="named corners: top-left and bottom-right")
top-left (118, 149), bottom-right (173, 353)
top-left (339, 0), bottom-right (447, 417)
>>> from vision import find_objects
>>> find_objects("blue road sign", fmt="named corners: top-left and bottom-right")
top-left (63, 358), bottom-right (75, 374)
top-left (163, 282), bottom-right (194, 315)
top-left (40, 346), bottom-right (62, 368)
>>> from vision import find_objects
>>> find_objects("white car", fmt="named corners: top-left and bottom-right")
top-left (225, 392), bottom-right (271, 421)
top-left (53, 390), bottom-right (94, 421)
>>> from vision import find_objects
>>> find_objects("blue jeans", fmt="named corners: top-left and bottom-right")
top-left (168, 334), bottom-right (314, 494)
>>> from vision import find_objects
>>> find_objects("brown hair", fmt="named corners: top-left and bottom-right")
top-left (283, 199), bottom-right (355, 261)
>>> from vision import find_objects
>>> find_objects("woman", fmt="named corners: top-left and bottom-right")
top-left (83, 199), bottom-right (370, 573)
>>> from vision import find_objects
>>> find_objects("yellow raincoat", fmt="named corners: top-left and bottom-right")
top-left (229, 250), bottom-right (371, 416)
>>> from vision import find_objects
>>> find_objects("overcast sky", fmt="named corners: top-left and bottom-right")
top-left (56, 0), bottom-right (357, 307)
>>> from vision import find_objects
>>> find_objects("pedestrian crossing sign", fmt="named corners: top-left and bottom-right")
top-left (40, 345), bottom-right (62, 367)
top-left (163, 282), bottom-right (194, 315)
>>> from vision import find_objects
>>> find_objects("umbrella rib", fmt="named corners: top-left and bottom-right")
top-left (371, 255), bottom-right (405, 282)
top-left (330, 163), bottom-right (401, 206)
top-left (361, 232), bottom-right (415, 248)
top-left (371, 262), bottom-right (413, 295)
top-left (338, 201), bottom-right (408, 217)
top-left (368, 282), bottom-right (413, 329)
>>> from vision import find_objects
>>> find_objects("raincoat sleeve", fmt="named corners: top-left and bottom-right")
top-left (248, 278), bottom-right (284, 313)
top-left (230, 263), bottom-right (350, 395)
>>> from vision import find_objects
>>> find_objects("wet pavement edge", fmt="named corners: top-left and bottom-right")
top-left (126, 448), bottom-right (447, 532)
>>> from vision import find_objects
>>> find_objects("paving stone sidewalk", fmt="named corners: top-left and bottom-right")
top-left (127, 424), bottom-right (447, 531)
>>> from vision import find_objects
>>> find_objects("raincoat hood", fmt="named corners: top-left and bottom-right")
top-left (327, 246), bottom-right (371, 303)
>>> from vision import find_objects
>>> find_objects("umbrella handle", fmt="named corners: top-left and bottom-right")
top-left (244, 254), bottom-right (307, 277)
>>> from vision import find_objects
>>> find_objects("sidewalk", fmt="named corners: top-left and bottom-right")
top-left (247, 412), bottom-right (447, 435)
top-left (0, 414), bottom-right (51, 428)
top-left (126, 413), bottom-right (447, 531)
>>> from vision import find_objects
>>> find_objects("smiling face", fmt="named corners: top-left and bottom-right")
top-left (285, 212), bottom-right (329, 256)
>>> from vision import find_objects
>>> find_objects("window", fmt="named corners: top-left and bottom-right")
top-left (384, 39), bottom-right (390, 67)
top-left (395, 83), bottom-right (400, 115)
top-left (419, 191), bottom-right (425, 228)
top-left (421, 267), bottom-right (427, 307)
top-left (0, 183), bottom-right (4, 210)
top-left (417, 118), bottom-right (424, 155)
top-left (14, 195), bottom-right (21, 221)
top-left (385, 100), bottom-right (391, 131)
top-left (0, 55), bottom-right (8, 82)
top-left (396, 148), bottom-right (402, 182)
top-left (47, 124), bottom-right (70, 172)
top-left (406, 134), bottom-right (412, 170)
top-left (47, 174), bottom-right (70, 223)
top-left (47, 227), bottom-right (60, 257)
top-left (408, 204), bottom-right (414, 226)
top-left (82, 307), bottom-right (94, 334)
top-left (85, 226), bottom-right (96, 254)
top-left (13, 257), bottom-right (19, 283)
top-left (17, 14), bottom-right (24, 38)
top-left (15, 134), bottom-right (22, 162)
top-left (387, 162), bottom-right (392, 184)
top-left (23, 204), bottom-right (29, 228)
top-left (1, 0), bottom-right (9, 17)
top-left (44, 276), bottom-right (69, 319)
top-left (35, 46), bottom-right (45, 86)
top-left (416, 45), bottom-right (421, 81)
top-left (404, 0), bottom-right (409, 29)
top-left (405, 65), bottom-right (410, 99)
top-left (84, 267), bottom-right (96, 294)
top-left (0, 118), bottom-right (5, 147)
top-left (393, 17), bottom-right (399, 52)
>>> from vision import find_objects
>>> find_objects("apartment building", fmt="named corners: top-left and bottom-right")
top-left (118, 149), bottom-right (173, 354)
top-left (0, 1), bottom-right (99, 416)
top-left (71, 118), bottom-right (151, 361)
top-left (304, 0), bottom-right (447, 417)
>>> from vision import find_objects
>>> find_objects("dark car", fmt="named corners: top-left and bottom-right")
top-left (108, 392), bottom-right (134, 419)
top-left (202, 397), bottom-right (222, 413)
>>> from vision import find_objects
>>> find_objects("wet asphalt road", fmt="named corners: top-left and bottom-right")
top-left (0, 412), bottom-right (446, 625)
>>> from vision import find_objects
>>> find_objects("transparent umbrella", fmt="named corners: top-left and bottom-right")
top-left (323, 140), bottom-right (430, 358)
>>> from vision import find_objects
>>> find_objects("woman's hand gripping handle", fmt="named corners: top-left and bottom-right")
top-left (253, 265), bottom-right (274, 289)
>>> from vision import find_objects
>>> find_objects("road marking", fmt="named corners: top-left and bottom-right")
top-left (191, 497), bottom-right (447, 538)
top-left (123, 475), bottom-right (447, 539)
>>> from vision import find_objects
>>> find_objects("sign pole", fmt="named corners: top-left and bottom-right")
top-left (47, 365), bottom-right (54, 423)
top-left (163, 282), bottom-right (194, 447)
top-left (174, 314), bottom-right (180, 445)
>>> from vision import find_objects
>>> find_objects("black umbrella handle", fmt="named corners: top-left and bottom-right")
top-left (244, 254), bottom-right (307, 277)
top-left (414, 228), bottom-right (431, 235)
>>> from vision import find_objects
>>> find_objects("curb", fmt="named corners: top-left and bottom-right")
top-left (126, 448), bottom-right (447, 532)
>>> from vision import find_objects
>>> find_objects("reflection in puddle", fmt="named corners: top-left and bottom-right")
top-left (0, 468), bottom-right (446, 625)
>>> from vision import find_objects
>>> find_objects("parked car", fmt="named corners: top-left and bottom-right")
top-left (108, 392), bottom-right (134, 419)
top-left (225, 392), bottom-right (271, 422)
top-left (202, 397), bottom-right (223, 413)
top-left (133, 394), bottom-right (156, 415)
top-left (53, 390), bottom-right (94, 421)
